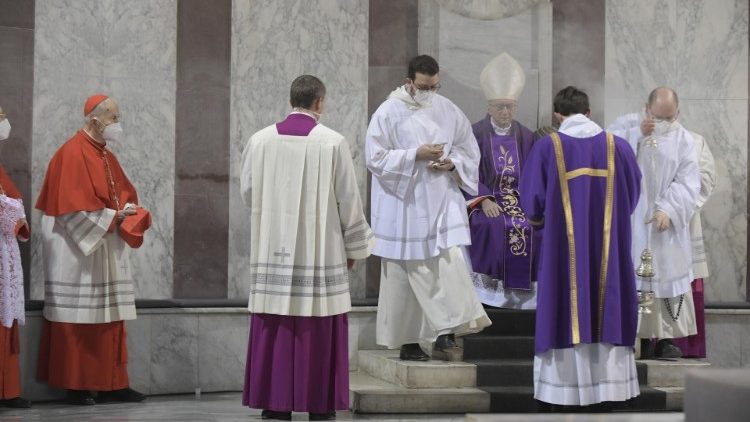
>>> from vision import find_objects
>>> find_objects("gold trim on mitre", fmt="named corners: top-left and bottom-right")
top-left (480, 52), bottom-right (526, 101)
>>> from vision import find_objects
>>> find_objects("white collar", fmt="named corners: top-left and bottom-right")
top-left (388, 85), bottom-right (431, 110)
top-left (558, 114), bottom-right (603, 138)
top-left (491, 118), bottom-right (512, 135)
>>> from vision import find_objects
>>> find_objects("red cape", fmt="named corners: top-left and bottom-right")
top-left (35, 130), bottom-right (149, 248)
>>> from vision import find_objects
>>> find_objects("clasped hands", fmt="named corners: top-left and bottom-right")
top-left (117, 204), bottom-right (142, 222)
top-left (416, 144), bottom-right (454, 171)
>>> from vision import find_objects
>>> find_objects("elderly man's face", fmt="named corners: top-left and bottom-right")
top-left (488, 100), bottom-right (516, 128)
top-left (646, 98), bottom-right (678, 122)
top-left (97, 99), bottom-right (122, 126)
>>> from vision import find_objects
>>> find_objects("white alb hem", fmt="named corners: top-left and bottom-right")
top-left (534, 343), bottom-right (640, 406)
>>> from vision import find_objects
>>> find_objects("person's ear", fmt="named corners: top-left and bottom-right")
top-left (553, 112), bottom-right (564, 124)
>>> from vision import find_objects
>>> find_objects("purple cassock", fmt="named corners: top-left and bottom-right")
top-left (242, 112), bottom-right (350, 414)
top-left (519, 130), bottom-right (642, 355)
top-left (464, 116), bottom-right (540, 292)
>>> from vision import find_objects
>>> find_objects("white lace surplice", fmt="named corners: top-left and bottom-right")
top-left (0, 195), bottom-right (26, 328)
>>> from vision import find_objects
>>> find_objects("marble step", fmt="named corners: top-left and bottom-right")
top-left (480, 385), bottom-right (681, 413)
top-left (463, 335), bottom-right (535, 360)
top-left (357, 349), bottom-right (477, 388)
top-left (349, 371), bottom-right (490, 413)
top-left (466, 413), bottom-right (686, 422)
top-left (639, 358), bottom-right (711, 388)
top-left (469, 358), bottom-right (648, 387)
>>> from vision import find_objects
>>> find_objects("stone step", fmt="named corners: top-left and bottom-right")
top-left (639, 358), bottom-right (711, 387)
top-left (480, 308), bottom-right (536, 336)
top-left (466, 413), bottom-right (686, 422)
top-left (469, 358), bottom-right (649, 387)
top-left (349, 371), bottom-right (490, 413)
top-left (479, 385), bottom-right (680, 413)
top-left (357, 349), bottom-right (477, 388)
top-left (463, 335), bottom-right (535, 360)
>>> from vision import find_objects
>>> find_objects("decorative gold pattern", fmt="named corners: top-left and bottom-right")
top-left (496, 144), bottom-right (529, 257)
top-left (566, 168), bottom-right (608, 179)
top-left (551, 132), bottom-right (617, 344)
top-left (596, 133), bottom-right (615, 341)
top-left (550, 133), bottom-right (580, 344)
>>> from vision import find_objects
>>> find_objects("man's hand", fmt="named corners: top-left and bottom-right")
top-left (649, 210), bottom-right (671, 232)
top-left (416, 144), bottom-right (444, 161)
top-left (117, 208), bottom-right (137, 221)
top-left (641, 118), bottom-right (655, 137)
top-left (347, 259), bottom-right (356, 270)
top-left (429, 157), bottom-right (455, 172)
top-left (481, 198), bottom-right (501, 218)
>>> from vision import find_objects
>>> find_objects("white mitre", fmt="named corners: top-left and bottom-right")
top-left (480, 52), bottom-right (526, 101)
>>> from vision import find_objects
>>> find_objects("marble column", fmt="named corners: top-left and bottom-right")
top-left (31, 0), bottom-right (177, 299)
top-left (367, 0), bottom-right (419, 298)
top-left (174, 0), bottom-right (232, 298)
top-left (228, 0), bottom-right (369, 299)
top-left (605, 0), bottom-right (749, 301)
top-left (552, 0), bottom-right (605, 125)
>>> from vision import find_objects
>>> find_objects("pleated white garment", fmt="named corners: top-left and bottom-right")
top-left (472, 273), bottom-right (537, 310)
top-left (637, 291), bottom-right (697, 339)
top-left (376, 246), bottom-right (491, 348)
top-left (534, 343), bottom-right (640, 406)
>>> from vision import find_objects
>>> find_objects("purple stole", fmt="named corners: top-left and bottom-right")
top-left (490, 132), bottom-right (533, 290)
top-left (276, 112), bottom-right (317, 136)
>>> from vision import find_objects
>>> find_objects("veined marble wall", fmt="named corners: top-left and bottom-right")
top-left (605, 0), bottom-right (749, 301)
top-left (228, 0), bottom-right (369, 299)
top-left (418, 0), bottom-right (553, 129)
top-left (31, 0), bottom-right (176, 299)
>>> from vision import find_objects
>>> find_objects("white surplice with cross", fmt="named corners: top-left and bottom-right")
top-left (240, 123), bottom-right (374, 317)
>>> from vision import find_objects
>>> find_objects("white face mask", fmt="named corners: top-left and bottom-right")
top-left (652, 119), bottom-right (677, 137)
top-left (0, 119), bottom-right (11, 142)
top-left (102, 122), bottom-right (123, 142)
top-left (413, 89), bottom-right (435, 105)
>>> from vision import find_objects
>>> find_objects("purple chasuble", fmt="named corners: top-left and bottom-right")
top-left (465, 116), bottom-right (539, 290)
top-left (519, 131), bottom-right (642, 355)
top-left (242, 112), bottom-right (349, 413)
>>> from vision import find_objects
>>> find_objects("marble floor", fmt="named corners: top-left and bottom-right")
top-left (0, 393), bottom-right (684, 422)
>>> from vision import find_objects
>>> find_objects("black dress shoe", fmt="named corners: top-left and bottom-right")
top-left (97, 387), bottom-right (147, 403)
top-left (435, 333), bottom-right (457, 350)
top-left (261, 409), bottom-right (292, 420)
top-left (309, 411), bottom-right (336, 420)
top-left (0, 397), bottom-right (32, 408)
top-left (655, 339), bottom-right (683, 359)
top-left (66, 390), bottom-right (96, 406)
top-left (640, 338), bottom-right (656, 359)
top-left (399, 343), bottom-right (429, 361)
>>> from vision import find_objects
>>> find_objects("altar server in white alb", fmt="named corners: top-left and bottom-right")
top-left (240, 75), bottom-right (374, 421)
top-left (608, 87), bottom-right (700, 359)
top-left (366, 54), bottom-right (490, 362)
